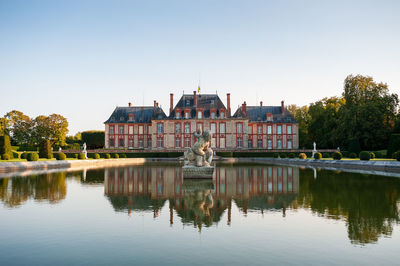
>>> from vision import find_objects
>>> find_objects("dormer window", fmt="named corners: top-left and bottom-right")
top-left (267, 113), bottom-right (273, 121)
top-left (211, 112), bottom-right (215, 119)
top-left (220, 112), bottom-right (225, 119)
top-left (176, 112), bottom-right (180, 119)
top-left (120, 117), bottom-right (124, 121)
top-left (197, 110), bottom-right (202, 119)
top-left (186, 100), bottom-right (190, 106)
top-left (129, 114), bottom-right (134, 121)
top-left (184, 109), bottom-right (190, 119)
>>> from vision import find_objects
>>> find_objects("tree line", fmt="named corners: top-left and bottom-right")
top-left (288, 74), bottom-right (399, 151)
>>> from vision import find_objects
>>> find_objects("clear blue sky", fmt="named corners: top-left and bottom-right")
top-left (1, 0), bottom-right (399, 134)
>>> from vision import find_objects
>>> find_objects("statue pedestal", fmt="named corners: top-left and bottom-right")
top-left (182, 165), bottom-right (214, 178)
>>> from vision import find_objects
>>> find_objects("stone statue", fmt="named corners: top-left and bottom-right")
top-left (82, 142), bottom-right (87, 159)
top-left (184, 129), bottom-right (213, 167)
top-left (312, 142), bottom-right (317, 158)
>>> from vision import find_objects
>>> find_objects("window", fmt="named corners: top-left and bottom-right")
top-left (184, 123), bottom-right (190, 133)
top-left (119, 126), bottom-right (124, 134)
top-left (139, 139), bottom-right (143, 148)
top-left (258, 139), bottom-right (263, 148)
top-left (258, 125), bottom-right (262, 134)
top-left (129, 126), bottom-right (133, 135)
top-left (277, 125), bottom-right (282, 134)
top-left (287, 140), bottom-right (292, 149)
top-left (129, 139), bottom-right (133, 147)
top-left (220, 123), bottom-right (225, 133)
top-left (220, 112), bottom-right (225, 119)
top-left (157, 123), bottom-right (163, 134)
top-left (139, 125), bottom-right (143, 134)
top-left (277, 139), bottom-right (282, 149)
top-left (268, 140), bottom-right (272, 149)
top-left (147, 139), bottom-right (151, 148)
top-left (119, 138), bottom-right (124, 147)
top-left (287, 125), bottom-right (292, 134)
top-left (211, 123), bottom-right (216, 134)
top-left (237, 137), bottom-right (243, 147)
top-left (110, 126), bottom-right (115, 134)
top-left (157, 138), bottom-right (163, 148)
top-left (248, 139), bottom-right (253, 148)
top-left (237, 123), bottom-right (243, 133)
top-left (185, 112), bottom-right (189, 119)
top-left (268, 125), bottom-right (272, 134)
top-left (109, 139), bottom-right (115, 147)
top-left (129, 114), bottom-right (134, 121)
top-left (185, 138), bottom-right (191, 147)
top-left (267, 114), bottom-right (272, 121)
top-left (176, 112), bottom-right (180, 119)
top-left (197, 123), bottom-right (203, 132)
top-left (197, 111), bottom-right (202, 119)
top-left (211, 112), bottom-right (215, 119)
top-left (175, 138), bottom-right (181, 147)
top-left (120, 117), bottom-right (124, 121)
top-left (175, 123), bottom-right (181, 133)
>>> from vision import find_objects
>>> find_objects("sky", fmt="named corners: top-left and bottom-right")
top-left (1, 0), bottom-right (399, 134)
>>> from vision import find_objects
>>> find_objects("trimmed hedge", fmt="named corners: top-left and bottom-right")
top-left (370, 152), bottom-right (375, 159)
top-left (55, 152), bottom-right (66, 160)
top-left (81, 131), bottom-right (105, 149)
top-left (288, 153), bottom-right (295, 158)
top-left (322, 152), bottom-right (331, 158)
top-left (93, 153), bottom-right (100, 159)
top-left (27, 152), bottom-right (39, 161)
top-left (314, 152), bottom-right (322, 160)
top-left (375, 151), bottom-right (384, 158)
top-left (0, 135), bottom-right (12, 158)
top-left (349, 153), bottom-right (357, 158)
top-left (388, 134), bottom-right (400, 158)
top-left (359, 151), bottom-right (371, 161)
top-left (113, 153), bottom-right (120, 159)
top-left (12, 151), bottom-right (20, 159)
top-left (333, 151), bottom-right (342, 160)
top-left (394, 151), bottom-right (400, 161)
top-left (105, 153), bottom-right (111, 159)
top-left (78, 153), bottom-right (86, 160)
top-left (1, 154), bottom-right (10, 160)
top-left (120, 154), bottom-right (127, 158)
top-left (299, 153), bottom-right (307, 159)
top-left (273, 153), bottom-right (280, 158)
top-left (39, 140), bottom-right (53, 159)
top-left (348, 138), bottom-right (361, 155)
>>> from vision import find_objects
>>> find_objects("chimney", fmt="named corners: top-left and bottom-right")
top-left (128, 102), bottom-right (132, 107)
top-left (170, 93), bottom-right (174, 115)
top-left (154, 100), bottom-right (157, 115)
top-left (260, 101), bottom-right (263, 108)
top-left (227, 93), bottom-right (231, 115)
top-left (242, 101), bottom-right (247, 117)
top-left (193, 91), bottom-right (197, 106)
top-left (281, 100), bottom-right (285, 113)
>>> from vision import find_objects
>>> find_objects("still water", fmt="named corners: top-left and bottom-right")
top-left (0, 163), bottom-right (399, 265)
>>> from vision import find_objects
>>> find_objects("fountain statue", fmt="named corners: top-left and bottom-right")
top-left (82, 142), bottom-right (88, 159)
top-left (183, 129), bottom-right (214, 177)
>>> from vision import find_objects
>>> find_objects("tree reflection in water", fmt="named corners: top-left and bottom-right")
top-left (0, 172), bottom-right (67, 207)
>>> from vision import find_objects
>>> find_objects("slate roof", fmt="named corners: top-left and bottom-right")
top-left (169, 94), bottom-right (227, 119)
top-left (104, 106), bottom-right (167, 124)
top-left (232, 106), bottom-right (297, 123)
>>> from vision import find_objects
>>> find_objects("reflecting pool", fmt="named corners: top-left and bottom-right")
top-left (1, 163), bottom-right (400, 265)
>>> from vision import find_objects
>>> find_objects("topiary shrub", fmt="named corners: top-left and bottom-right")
top-left (370, 152), bottom-right (375, 159)
top-left (27, 152), bottom-right (39, 161)
top-left (12, 151), bottom-right (20, 159)
top-left (78, 153), bottom-right (86, 160)
top-left (299, 153), bottom-right (307, 159)
top-left (21, 152), bottom-right (29, 160)
top-left (56, 152), bottom-right (66, 160)
top-left (120, 154), bottom-right (127, 158)
top-left (273, 153), bottom-right (280, 158)
top-left (279, 153), bottom-right (287, 158)
top-left (2, 154), bottom-right (10, 160)
top-left (288, 153), bottom-right (295, 158)
top-left (0, 135), bottom-right (12, 159)
top-left (359, 151), bottom-right (370, 161)
top-left (349, 153), bottom-right (357, 158)
top-left (332, 151), bottom-right (342, 160)
top-left (113, 153), bottom-right (119, 159)
top-left (39, 140), bottom-right (53, 159)
top-left (314, 152), bottom-right (322, 160)
top-left (394, 151), bottom-right (400, 161)
top-left (105, 153), bottom-right (111, 159)
top-left (93, 153), bottom-right (100, 159)
top-left (74, 153), bottom-right (78, 159)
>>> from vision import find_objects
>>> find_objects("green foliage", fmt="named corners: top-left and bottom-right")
top-left (21, 152), bottom-right (28, 159)
top-left (120, 154), bottom-right (127, 158)
top-left (27, 152), bottom-right (39, 161)
top-left (68, 143), bottom-right (81, 150)
top-left (105, 153), bottom-right (111, 159)
top-left (4, 110), bottom-right (31, 146)
top-left (113, 153), bottom-right (120, 159)
top-left (56, 152), bottom-right (66, 160)
top-left (370, 152), bottom-right (375, 159)
top-left (333, 151), bottom-right (342, 160)
top-left (387, 134), bottom-right (400, 158)
top-left (288, 153), bottom-right (295, 158)
top-left (93, 153), bottom-right (100, 159)
top-left (359, 151), bottom-right (371, 160)
top-left (314, 152), bottom-right (322, 159)
top-left (394, 151), bottom-right (400, 161)
top-left (279, 153), bottom-right (287, 158)
top-left (39, 140), bottom-right (53, 159)
top-left (375, 151), bottom-right (384, 158)
top-left (349, 153), bottom-right (357, 158)
top-left (348, 139), bottom-right (361, 155)
top-left (78, 153), bottom-right (86, 160)
top-left (33, 114), bottom-right (69, 147)
top-left (81, 131), bottom-right (105, 149)
top-left (322, 152), bottom-right (331, 158)
top-left (287, 105), bottom-right (311, 148)
top-left (0, 135), bottom-right (12, 158)
top-left (12, 151), bottom-right (20, 159)
top-left (299, 153), bottom-right (307, 159)
top-left (273, 153), bottom-right (280, 158)
top-left (1, 154), bottom-right (10, 160)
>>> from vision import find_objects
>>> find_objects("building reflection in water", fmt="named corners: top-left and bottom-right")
top-left (104, 165), bottom-right (299, 230)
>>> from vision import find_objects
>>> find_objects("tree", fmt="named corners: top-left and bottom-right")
top-left (4, 110), bottom-right (31, 145)
top-left (39, 139), bottom-right (53, 159)
top-left (33, 114), bottom-right (69, 146)
top-left (81, 131), bottom-right (105, 149)
top-left (339, 75), bottom-right (399, 150)
top-left (287, 105), bottom-right (311, 148)
top-left (0, 117), bottom-right (10, 136)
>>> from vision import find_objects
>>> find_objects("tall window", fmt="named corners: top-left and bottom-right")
top-left (110, 126), bottom-right (115, 134)
top-left (248, 139), bottom-right (253, 148)
top-left (185, 138), bottom-right (191, 147)
top-left (157, 123), bottom-right (163, 134)
top-left (258, 125), bottom-right (262, 134)
top-left (109, 139), bottom-right (115, 147)
top-left (175, 138), bottom-right (181, 147)
top-left (277, 139), bottom-right (282, 149)
top-left (184, 123), bottom-right (190, 133)
top-left (185, 112), bottom-right (189, 119)
top-left (268, 125), bottom-right (272, 134)
top-left (237, 137), bottom-right (243, 147)
top-left (211, 112), bottom-right (215, 119)
top-left (197, 111), bottom-right (202, 119)
top-left (211, 123), bottom-right (216, 134)
top-left (175, 123), bottom-right (181, 133)
top-left (287, 125), bottom-right (292, 134)
top-left (287, 140), bottom-right (292, 149)
top-left (119, 126), bottom-right (124, 134)
top-left (268, 140), bottom-right (272, 149)
top-left (119, 138), bottom-right (124, 147)
top-left (258, 139), bottom-right (263, 148)
top-left (277, 125), bottom-right (282, 134)
top-left (220, 123), bottom-right (225, 133)
top-left (139, 139), bottom-right (143, 148)
top-left (129, 126), bottom-right (133, 135)
top-left (139, 125), bottom-right (144, 134)
top-left (148, 139), bottom-right (152, 148)
top-left (197, 123), bottom-right (203, 132)
top-left (237, 123), bottom-right (243, 133)
top-left (129, 139), bottom-right (133, 147)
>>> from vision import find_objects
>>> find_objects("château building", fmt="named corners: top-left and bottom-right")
top-left (104, 91), bottom-right (298, 150)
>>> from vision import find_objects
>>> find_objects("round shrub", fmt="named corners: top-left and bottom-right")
top-left (105, 153), bottom-right (111, 159)
top-left (279, 153), bottom-right (287, 158)
top-left (288, 153), bottom-right (295, 158)
top-left (113, 153), bottom-right (120, 159)
top-left (120, 154), bottom-right (127, 158)
top-left (314, 152), bottom-right (322, 160)
top-left (27, 153), bottom-right (39, 161)
top-left (299, 153), bottom-right (307, 159)
top-left (332, 151), bottom-right (342, 160)
top-left (21, 152), bottom-right (29, 160)
top-left (359, 151), bottom-right (370, 161)
top-left (93, 153), bottom-right (100, 159)
top-left (273, 153), bottom-right (280, 158)
top-left (2, 154), bottom-right (10, 160)
top-left (56, 152), bottom-right (66, 160)
top-left (349, 153), bottom-right (357, 159)
top-left (370, 152), bottom-right (375, 159)
top-left (78, 153), bottom-right (86, 160)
